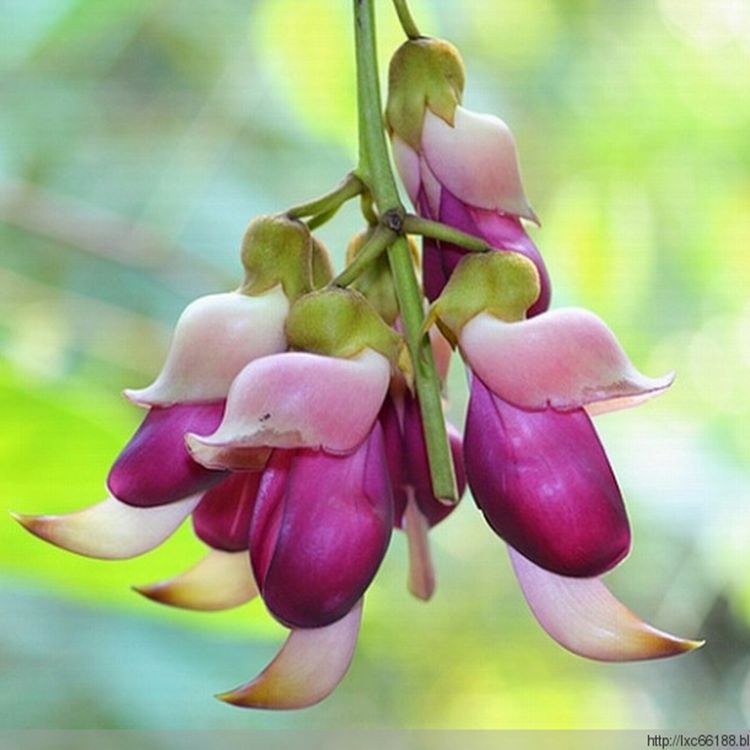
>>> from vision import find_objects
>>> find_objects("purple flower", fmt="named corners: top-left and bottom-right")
top-left (380, 391), bottom-right (466, 600)
top-left (456, 304), bottom-right (674, 579)
top-left (392, 105), bottom-right (551, 310)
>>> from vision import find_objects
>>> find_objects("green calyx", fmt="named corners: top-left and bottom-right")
top-left (425, 252), bottom-right (541, 345)
top-left (386, 37), bottom-right (465, 150)
top-left (345, 229), bottom-right (400, 325)
top-left (239, 215), bottom-right (314, 300)
top-left (311, 237), bottom-right (334, 288)
top-left (286, 287), bottom-right (410, 376)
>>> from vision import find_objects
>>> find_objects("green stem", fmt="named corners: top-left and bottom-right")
top-left (286, 173), bottom-right (363, 219)
top-left (403, 214), bottom-right (493, 253)
top-left (353, 0), bottom-right (458, 503)
top-left (306, 206), bottom-right (340, 231)
top-left (360, 193), bottom-right (379, 226)
top-left (392, 0), bottom-right (421, 39)
top-left (330, 224), bottom-right (396, 287)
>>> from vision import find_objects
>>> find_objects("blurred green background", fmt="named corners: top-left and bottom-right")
top-left (1, 0), bottom-right (749, 730)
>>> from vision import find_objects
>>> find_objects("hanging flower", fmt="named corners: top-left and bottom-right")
top-left (386, 37), bottom-right (551, 309)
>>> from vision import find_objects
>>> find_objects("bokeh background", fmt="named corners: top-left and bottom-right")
top-left (1, 0), bottom-right (749, 730)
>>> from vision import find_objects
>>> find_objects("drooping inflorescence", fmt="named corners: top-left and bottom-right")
top-left (13, 0), bottom-right (702, 710)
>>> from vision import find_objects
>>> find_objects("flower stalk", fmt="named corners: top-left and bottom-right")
top-left (402, 214), bottom-right (494, 254)
top-left (353, 0), bottom-right (458, 503)
top-left (392, 0), bottom-right (422, 40)
top-left (286, 172), bottom-right (364, 220)
top-left (331, 223), bottom-right (397, 288)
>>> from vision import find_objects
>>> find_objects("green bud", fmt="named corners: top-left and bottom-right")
top-left (425, 252), bottom-right (540, 345)
top-left (286, 288), bottom-right (409, 376)
top-left (345, 230), bottom-right (400, 325)
top-left (240, 215), bottom-right (313, 300)
top-left (386, 38), bottom-right (465, 150)
top-left (311, 237), bottom-right (334, 289)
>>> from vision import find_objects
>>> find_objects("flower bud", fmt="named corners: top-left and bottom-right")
top-left (345, 230), bottom-right (401, 325)
top-left (311, 237), bottom-right (334, 288)
top-left (285, 288), bottom-right (408, 375)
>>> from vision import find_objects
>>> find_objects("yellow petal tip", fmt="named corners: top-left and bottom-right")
top-left (214, 687), bottom-right (261, 708)
top-left (10, 511), bottom-right (47, 537)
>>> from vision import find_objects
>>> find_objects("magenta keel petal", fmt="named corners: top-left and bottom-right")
top-left (400, 394), bottom-right (464, 527)
top-left (192, 471), bottom-right (262, 551)
top-left (465, 378), bottom-right (630, 577)
top-left (421, 188), bottom-right (551, 314)
top-left (108, 402), bottom-right (227, 507)
top-left (250, 427), bottom-right (393, 629)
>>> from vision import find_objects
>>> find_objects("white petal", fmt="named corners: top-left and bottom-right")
top-left (126, 287), bottom-right (288, 406)
top-left (461, 310), bottom-right (673, 414)
top-left (12, 494), bottom-right (200, 560)
top-left (216, 600), bottom-right (363, 709)
top-left (421, 106), bottom-right (536, 221)
top-left (134, 549), bottom-right (258, 611)
top-left (187, 348), bottom-right (390, 466)
top-left (392, 135), bottom-right (421, 206)
top-left (510, 548), bottom-right (703, 662)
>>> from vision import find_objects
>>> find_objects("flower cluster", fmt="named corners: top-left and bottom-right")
top-left (15, 28), bottom-right (701, 711)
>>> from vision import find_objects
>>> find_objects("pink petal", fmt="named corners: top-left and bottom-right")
top-left (430, 325), bottom-right (453, 383)
top-left (192, 471), bottom-right (262, 551)
top-left (421, 107), bottom-right (536, 221)
top-left (465, 378), bottom-right (630, 577)
top-left (468, 206), bottom-right (551, 317)
top-left (510, 548), bottom-right (704, 661)
top-left (186, 349), bottom-right (391, 467)
top-left (392, 135), bottom-right (421, 206)
top-left (134, 549), bottom-right (258, 611)
top-left (216, 599), bottom-right (363, 710)
top-left (420, 189), bottom-right (551, 312)
top-left (11, 494), bottom-right (200, 559)
top-left (108, 401), bottom-right (227, 507)
top-left (461, 310), bottom-right (674, 414)
top-left (418, 155), bottom-right (443, 218)
top-left (403, 491), bottom-right (435, 601)
top-left (125, 288), bottom-right (288, 407)
top-left (251, 426), bottom-right (392, 629)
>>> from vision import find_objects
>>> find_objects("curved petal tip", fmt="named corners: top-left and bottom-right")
top-left (189, 349), bottom-right (391, 461)
top-left (133, 549), bottom-right (258, 611)
top-left (216, 600), bottom-right (363, 710)
top-left (510, 547), bottom-right (703, 661)
top-left (11, 495), bottom-right (200, 560)
top-left (461, 310), bottom-right (675, 414)
top-left (185, 436), bottom-right (271, 472)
